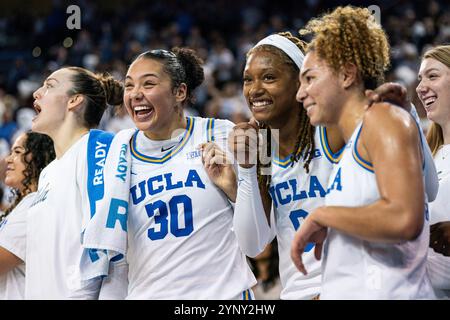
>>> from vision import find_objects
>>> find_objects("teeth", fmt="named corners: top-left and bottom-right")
top-left (33, 102), bottom-right (41, 113)
top-left (134, 105), bottom-right (152, 112)
top-left (425, 97), bottom-right (436, 106)
top-left (252, 101), bottom-right (271, 107)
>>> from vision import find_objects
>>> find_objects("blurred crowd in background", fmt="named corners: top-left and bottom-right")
top-left (0, 0), bottom-right (448, 298)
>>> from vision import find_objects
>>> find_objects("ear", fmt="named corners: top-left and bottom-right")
top-left (339, 63), bottom-right (358, 89)
top-left (67, 94), bottom-right (85, 111)
top-left (174, 83), bottom-right (188, 104)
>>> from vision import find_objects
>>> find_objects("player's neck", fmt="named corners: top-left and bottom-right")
top-left (143, 113), bottom-right (187, 141)
top-left (338, 93), bottom-right (367, 142)
top-left (51, 122), bottom-right (89, 159)
top-left (272, 110), bottom-right (302, 157)
top-left (441, 121), bottom-right (450, 145)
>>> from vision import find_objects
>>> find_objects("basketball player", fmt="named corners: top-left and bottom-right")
top-left (417, 45), bottom-right (450, 297)
top-left (231, 32), bottom-right (343, 300)
top-left (291, 6), bottom-right (435, 299)
top-left (117, 48), bottom-right (256, 299)
top-left (24, 67), bottom-right (123, 299)
top-left (0, 132), bottom-right (55, 299)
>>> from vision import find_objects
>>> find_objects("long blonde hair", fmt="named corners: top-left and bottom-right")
top-left (422, 45), bottom-right (450, 155)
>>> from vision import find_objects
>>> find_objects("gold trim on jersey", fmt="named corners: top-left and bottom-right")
top-left (319, 126), bottom-right (344, 164)
top-left (206, 118), bottom-right (215, 142)
top-left (351, 125), bottom-right (374, 173)
top-left (130, 117), bottom-right (195, 164)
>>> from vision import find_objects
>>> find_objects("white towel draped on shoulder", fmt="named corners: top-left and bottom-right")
top-left (80, 129), bottom-right (135, 281)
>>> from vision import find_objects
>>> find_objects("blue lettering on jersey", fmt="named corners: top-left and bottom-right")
top-left (269, 175), bottom-right (326, 208)
top-left (130, 169), bottom-right (206, 205)
top-left (326, 167), bottom-right (342, 194)
top-left (186, 150), bottom-right (202, 160)
top-left (304, 148), bottom-right (322, 160)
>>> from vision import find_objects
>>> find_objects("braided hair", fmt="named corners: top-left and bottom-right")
top-left (247, 32), bottom-right (316, 196)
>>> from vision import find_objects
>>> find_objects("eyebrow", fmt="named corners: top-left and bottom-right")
top-left (419, 67), bottom-right (441, 75)
top-left (300, 68), bottom-right (313, 78)
top-left (125, 73), bottom-right (159, 80)
top-left (12, 146), bottom-right (24, 151)
top-left (45, 77), bottom-right (59, 83)
top-left (424, 68), bottom-right (441, 73)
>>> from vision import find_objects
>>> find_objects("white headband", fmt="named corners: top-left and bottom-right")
top-left (253, 34), bottom-right (304, 70)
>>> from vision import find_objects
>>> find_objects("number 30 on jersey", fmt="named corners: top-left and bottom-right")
top-left (145, 195), bottom-right (194, 240)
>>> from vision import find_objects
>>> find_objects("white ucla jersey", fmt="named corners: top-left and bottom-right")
top-left (0, 192), bottom-right (35, 299)
top-left (126, 116), bottom-right (256, 299)
top-left (427, 144), bottom-right (450, 299)
top-left (323, 122), bottom-right (434, 299)
top-left (270, 126), bottom-right (341, 299)
top-left (25, 134), bottom-right (101, 299)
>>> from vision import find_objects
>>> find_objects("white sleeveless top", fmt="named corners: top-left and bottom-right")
top-left (322, 122), bottom-right (434, 299)
top-left (270, 126), bottom-right (341, 299)
top-left (126, 117), bottom-right (256, 299)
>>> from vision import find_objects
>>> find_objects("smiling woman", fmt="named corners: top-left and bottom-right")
top-left (87, 47), bottom-right (257, 299)
top-left (230, 32), bottom-right (344, 300)
top-left (291, 5), bottom-right (434, 300)
top-left (0, 131), bottom-right (55, 299)
top-left (417, 45), bottom-right (450, 298)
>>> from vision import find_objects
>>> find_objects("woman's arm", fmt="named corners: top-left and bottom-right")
top-left (313, 104), bottom-right (425, 242)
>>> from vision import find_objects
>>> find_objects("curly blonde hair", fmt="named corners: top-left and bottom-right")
top-left (299, 6), bottom-right (390, 89)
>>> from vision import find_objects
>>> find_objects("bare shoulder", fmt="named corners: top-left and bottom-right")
top-left (362, 102), bottom-right (417, 139)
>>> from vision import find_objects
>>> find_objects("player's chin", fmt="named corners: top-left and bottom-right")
top-left (31, 121), bottom-right (46, 135)
top-left (307, 115), bottom-right (322, 127)
top-left (134, 120), bottom-right (155, 132)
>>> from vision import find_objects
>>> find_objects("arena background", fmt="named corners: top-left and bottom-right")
top-left (0, 0), bottom-right (448, 301)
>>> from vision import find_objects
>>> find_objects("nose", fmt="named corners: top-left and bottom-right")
top-left (416, 80), bottom-right (427, 96)
top-left (5, 153), bottom-right (12, 164)
top-left (296, 82), bottom-right (307, 103)
top-left (33, 86), bottom-right (43, 100)
top-left (247, 80), bottom-right (264, 99)
top-left (129, 87), bottom-right (144, 100)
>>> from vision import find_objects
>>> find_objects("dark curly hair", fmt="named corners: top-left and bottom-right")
top-left (134, 47), bottom-right (205, 106)
top-left (4, 131), bottom-right (55, 217)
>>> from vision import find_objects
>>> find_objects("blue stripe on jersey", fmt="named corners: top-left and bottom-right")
top-left (242, 289), bottom-right (252, 300)
top-left (319, 126), bottom-right (344, 164)
top-left (352, 125), bottom-right (374, 173)
top-left (412, 117), bottom-right (426, 170)
top-left (131, 117), bottom-right (195, 164)
top-left (272, 146), bottom-right (302, 168)
top-left (206, 118), bottom-right (215, 142)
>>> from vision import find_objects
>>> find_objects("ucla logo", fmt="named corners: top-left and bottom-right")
top-left (269, 175), bottom-right (326, 208)
top-left (326, 167), bottom-right (342, 194)
top-left (130, 169), bottom-right (205, 205)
